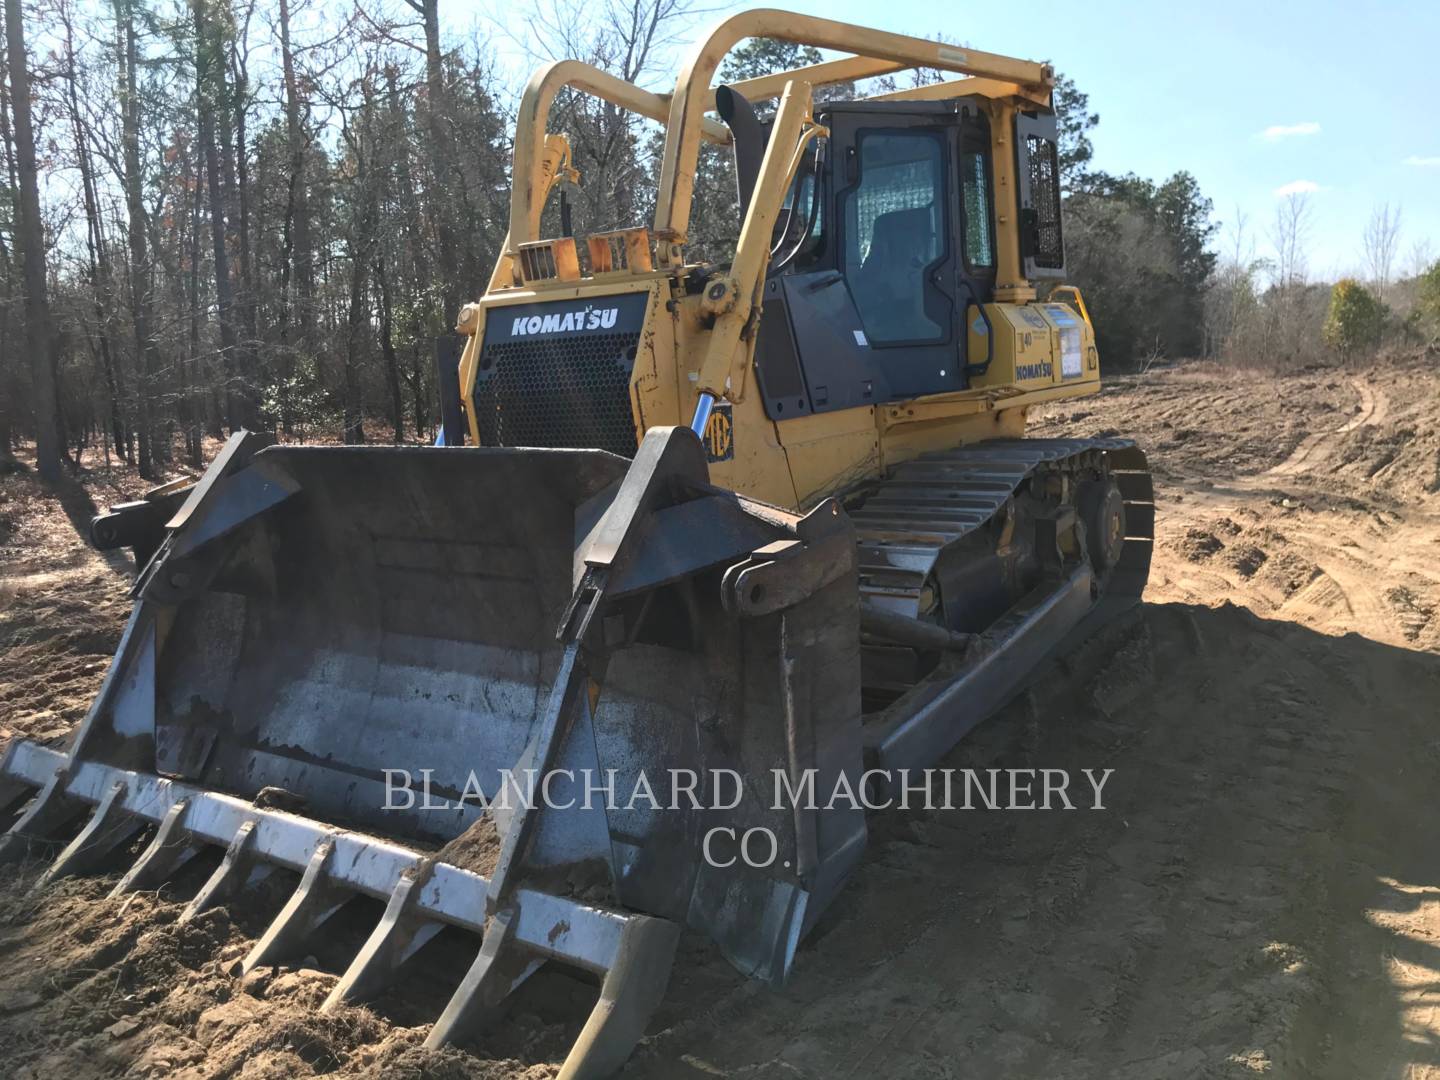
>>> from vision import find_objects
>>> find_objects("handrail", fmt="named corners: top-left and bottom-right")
top-left (1049, 285), bottom-right (1094, 330)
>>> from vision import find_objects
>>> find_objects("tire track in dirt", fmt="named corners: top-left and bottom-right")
top-left (1267, 377), bottom-right (1386, 478)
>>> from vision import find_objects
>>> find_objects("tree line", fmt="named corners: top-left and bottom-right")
top-left (1, 1), bottom-right (1433, 486)
top-left (2, 0), bottom-right (681, 483)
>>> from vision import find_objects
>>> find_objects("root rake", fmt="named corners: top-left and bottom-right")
top-left (0, 739), bottom-right (678, 1080)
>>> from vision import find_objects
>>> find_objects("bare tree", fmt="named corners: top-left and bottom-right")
top-left (60, 0), bottom-right (129, 464)
top-left (1270, 193), bottom-right (1312, 291)
top-left (515, 0), bottom-right (700, 237)
top-left (1361, 201), bottom-right (1403, 295)
top-left (114, 0), bottom-right (168, 477)
top-left (1203, 206), bottom-right (1269, 362)
top-left (5, 0), bottom-right (62, 481)
top-left (404, 0), bottom-right (463, 320)
top-left (275, 0), bottom-right (314, 437)
top-left (192, 0), bottom-right (250, 433)
top-left (1264, 193), bottom-right (1322, 369)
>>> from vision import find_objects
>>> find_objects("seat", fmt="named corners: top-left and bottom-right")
top-left (854, 206), bottom-right (939, 342)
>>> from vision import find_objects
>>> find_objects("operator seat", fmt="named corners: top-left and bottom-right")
top-left (856, 206), bottom-right (938, 342)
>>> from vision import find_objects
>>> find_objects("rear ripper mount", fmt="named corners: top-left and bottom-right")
top-left (0, 427), bottom-right (868, 1078)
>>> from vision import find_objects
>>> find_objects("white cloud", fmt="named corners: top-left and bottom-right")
top-left (1260, 121), bottom-right (1321, 140)
top-left (1274, 179), bottom-right (1321, 197)
top-left (1404, 155), bottom-right (1440, 167)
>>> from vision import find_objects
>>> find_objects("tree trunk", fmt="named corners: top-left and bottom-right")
top-left (408, 348), bottom-right (426, 442)
top-left (276, 0), bottom-right (312, 437)
top-left (114, 0), bottom-right (164, 478)
top-left (375, 259), bottom-right (404, 443)
top-left (192, 0), bottom-right (246, 433)
top-left (228, 42), bottom-right (261, 426)
top-left (5, 0), bottom-right (61, 482)
top-left (184, 147), bottom-right (204, 466)
top-left (0, 40), bottom-right (17, 452)
top-left (343, 243), bottom-right (368, 444)
top-left (419, 0), bottom-right (462, 322)
top-left (341, 81), bottom-right (383, 446)
top-left (62, 5), bottom-right (128, 463)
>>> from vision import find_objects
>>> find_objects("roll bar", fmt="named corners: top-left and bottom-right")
top-left (508, 60), bottom-right (731, 256)
top-left (503, 9), bottom-right (1054, 264)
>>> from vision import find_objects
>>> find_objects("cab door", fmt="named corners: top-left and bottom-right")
top-left (825, 105), bottom-right (963, 399)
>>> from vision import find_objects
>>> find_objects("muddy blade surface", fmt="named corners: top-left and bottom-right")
top-left (152, 445), bottom-right (630, 842)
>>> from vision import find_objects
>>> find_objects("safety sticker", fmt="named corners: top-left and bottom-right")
top-left (1048, 307), bottom-right (1083, 378)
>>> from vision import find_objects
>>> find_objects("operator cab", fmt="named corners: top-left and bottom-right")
top-left (730, 95), bottom-right (1064, 421)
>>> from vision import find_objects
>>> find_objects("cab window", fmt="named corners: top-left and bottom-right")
top-left (960, 148), bottom-right (995, 271)
top-left (842, 131), bottom-right (947, 345)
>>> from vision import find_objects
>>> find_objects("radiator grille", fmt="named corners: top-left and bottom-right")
top-left (474, 331), bottom-right (641, 457)
top-left (1026, 135), bottom-right (1064, 270)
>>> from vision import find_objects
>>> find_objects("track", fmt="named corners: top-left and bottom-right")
top-left (849, 437), bottom-right (1153, 618)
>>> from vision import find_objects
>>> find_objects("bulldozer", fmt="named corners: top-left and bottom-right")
top-left (0, 10), bottom-right (1151, 1077)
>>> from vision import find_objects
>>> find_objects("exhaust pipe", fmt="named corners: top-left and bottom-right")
top-left (715, 85), bottom-right (766, 224)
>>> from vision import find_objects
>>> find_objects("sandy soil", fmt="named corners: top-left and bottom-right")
top-left (2, 347), bottom-right (1439, 1078)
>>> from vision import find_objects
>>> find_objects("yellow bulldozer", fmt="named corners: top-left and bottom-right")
top-left (0, 10), bottom-right (1151, 1077)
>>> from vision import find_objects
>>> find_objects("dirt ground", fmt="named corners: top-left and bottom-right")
top-left (2, 348), bottom-right (1439, 1078)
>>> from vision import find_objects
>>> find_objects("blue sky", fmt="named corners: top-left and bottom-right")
top-left (481, 0), bottom-right (1440, 280)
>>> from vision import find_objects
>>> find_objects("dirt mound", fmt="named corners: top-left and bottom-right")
top-left (0, 463), bottom-right (144, 749)
top-left (0, 866), bottom-right (568, 1080)
top-left (1174, 526), bottom-right (1224, 561)
top-left (1223, 543), bottom-right (1268, 577)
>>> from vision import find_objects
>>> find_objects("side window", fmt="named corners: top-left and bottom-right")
top-left (961, 148), bottom-right (995, 270)
top-left (842, 132), bottom-right (947, 346)
top-left (781, 159), bottom-right (827, 267)
top-left (1024, 134), bottom-right (1064, 270)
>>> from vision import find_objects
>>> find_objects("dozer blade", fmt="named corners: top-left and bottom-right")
top-left (0, 427), bottom-right (868, 1076)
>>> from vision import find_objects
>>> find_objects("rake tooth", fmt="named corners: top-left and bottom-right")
top-left (181, 818), bottom-right (269, 924)
top-left (240, 839), bottom-right (347, 975)
top-left (110, 798), bottom-right (199, 898)
top-left (426, 907), bottom-right (541, 1049)
top-left (33, 780), bottom-right (142, 890)
top-left (555, 916), bottom-right (681, 1080)
top-left (321, 862), bottom-right (442, 1012)
top-left (0, 767), bottom-right (85, 865)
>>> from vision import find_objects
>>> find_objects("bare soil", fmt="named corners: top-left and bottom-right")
top-left (3, 347), bottom-right (1440, 1078)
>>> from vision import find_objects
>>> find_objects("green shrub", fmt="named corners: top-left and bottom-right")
top-left (1416, 261), bottom-right (1440, 337)
top-left (1322, 279), bottom-right (1386, 358)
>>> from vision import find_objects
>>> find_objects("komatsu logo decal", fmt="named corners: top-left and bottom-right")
top-left (510, 305), bottom-right (619, 336)
top-left (1016, 361), bottom-right (1054, 381)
